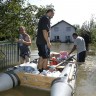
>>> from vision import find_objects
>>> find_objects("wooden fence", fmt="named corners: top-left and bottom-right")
top-left (0, 42), bottom-right (19, 69)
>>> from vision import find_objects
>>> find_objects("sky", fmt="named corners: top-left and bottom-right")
top-left (27, 0), bottom-right (96, 26)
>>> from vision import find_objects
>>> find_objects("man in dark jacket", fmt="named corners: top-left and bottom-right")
top-left (81, 31), bottom-right (91, 51)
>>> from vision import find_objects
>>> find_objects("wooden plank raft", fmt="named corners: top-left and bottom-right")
top-left (17, 72), bottom-right (56, 90)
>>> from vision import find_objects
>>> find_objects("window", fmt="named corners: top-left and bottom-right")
top-left (65, 36), bottom-right (70, 40)
top-left (56, 36), bottom-right (59, 40)
top-left (65, 36), bottom-right (71, 43)
top-left (66, 27), bottom-right (71, 32)
top-left (54, 36), bottom-right (59, 40)
top-left (54, 27), bottom-right (59, 32)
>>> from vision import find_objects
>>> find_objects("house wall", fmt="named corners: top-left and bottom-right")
top-left (50, 21), bottom-right (76, 42)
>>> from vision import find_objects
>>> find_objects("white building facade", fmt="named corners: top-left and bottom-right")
top-left (50, 20), bottom-right (76, 43)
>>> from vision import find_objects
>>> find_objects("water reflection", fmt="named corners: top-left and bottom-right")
top-left (0, 43), bottom-right (96, 96)
top-left (31, 42), bottom-right (74, 52)
top-left (51, 43), bottom-right (73, 52)
top-left (75, 56), bottom-right (96, 96)
top-left (0, 86), bottom-right (50, 96)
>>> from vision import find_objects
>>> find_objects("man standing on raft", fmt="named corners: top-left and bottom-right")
top-left (36, 9), bottom-right (54, 73)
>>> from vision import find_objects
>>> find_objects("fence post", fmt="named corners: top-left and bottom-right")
top-left (17, 43), bottom-right (19, 62)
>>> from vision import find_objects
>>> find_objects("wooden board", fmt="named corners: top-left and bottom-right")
top-left (17, 72), bottom-right (56, 90)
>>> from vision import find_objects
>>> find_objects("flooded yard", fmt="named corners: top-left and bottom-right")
top-left (0, 43), bottom-right (96, 96)
top-left (75, 55), bottom-right (96, 96)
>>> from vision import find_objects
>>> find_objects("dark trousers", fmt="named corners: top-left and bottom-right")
top-left (77, 51), bottom-right (86, 62)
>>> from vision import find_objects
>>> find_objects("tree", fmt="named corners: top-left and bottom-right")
top-left (81, 16), bottom-right (96, 44)
top-left (35, 4), bottom-right (54, 19)
top-left (19, 3), bottom-right (38, 38)
top-left (0, 0), bottom-right (26, 40)
top-left (0, 0), bottom-right (54, 41)
top-left (81, 15), bottom-right (96, 32)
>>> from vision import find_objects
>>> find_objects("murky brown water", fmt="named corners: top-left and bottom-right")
top-left (0, 43), bottom-right (96, 96)
top-left (75, 55), bottom-right (96, 96)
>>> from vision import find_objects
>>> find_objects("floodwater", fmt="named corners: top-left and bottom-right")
top-left (0, 43), bottom-right (96, 96)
